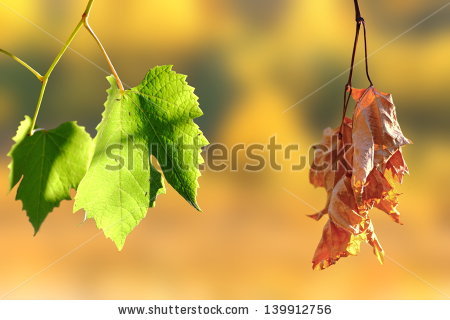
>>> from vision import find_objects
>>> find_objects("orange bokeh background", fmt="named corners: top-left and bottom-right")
top-left (0, 0), bottom-right (449, 299)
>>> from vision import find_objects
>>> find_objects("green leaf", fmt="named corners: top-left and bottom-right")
top-left (8, 116), bottom-right (93, 233)
top-left (149, 163), bottom-right (165, 208)
top-left (74, 65), bottom-right (208, 249)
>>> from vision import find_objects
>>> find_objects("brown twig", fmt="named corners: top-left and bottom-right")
top-left (340, 0), bottom-right (374, 134)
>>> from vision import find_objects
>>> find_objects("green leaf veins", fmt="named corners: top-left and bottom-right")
top-left (8, 116), bottom-right (93, 233)
top-left (74, 65), bottom-right (208, 249)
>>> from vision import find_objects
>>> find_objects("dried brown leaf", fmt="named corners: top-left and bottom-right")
top-left (309, 87), bottom-right (409, 269)
top-left (351, 87), bottom-right (411, 198)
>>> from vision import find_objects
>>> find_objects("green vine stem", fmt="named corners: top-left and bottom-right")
top-left (1, 0), bottom-right (124, 135)
top-left (0, 49), bottom-right (43, 81)
top-left (29, 18), bottom-right (85, 135)
top-left (82, 13), bottom-right (125, 92)
top-left (30, 0), bottom-right (125, 134)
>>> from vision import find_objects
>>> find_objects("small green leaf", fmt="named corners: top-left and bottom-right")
top-left (74, 66), bottom-right (208, 249)
top-left (8, 116), bottom-right (93, 233)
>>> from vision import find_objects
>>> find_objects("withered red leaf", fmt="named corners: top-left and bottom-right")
top-left (312, 219), bottom-right (357, 270)
top-left (312, 175), bottom-right (384, 268)
top-left (351, 87), bottom-right (411, 198)
top-left (375, 191), bottom-right (402, 224)
top-left (386, 149), bottom-right (409, 183)
top-left (362, 168), bottom-right (393, 205)
top-left (328, 175), bottom-right (363, 234)
top-left (309, 87), bottom-right (410, 269)
top-left (309, 118), bottom-right (353, 221)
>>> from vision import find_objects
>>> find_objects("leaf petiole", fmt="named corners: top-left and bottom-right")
top-left (340, 0), bottom-right (374, 135)
top-left (82, 12), bottom-right (125, 92)
top-left (0, 48), bottom-right (44, 82)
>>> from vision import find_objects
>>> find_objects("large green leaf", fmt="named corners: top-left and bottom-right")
top-left (74, 65), bottom-right (208, 249)
top-left (8, 116), bottom-right (93, 233)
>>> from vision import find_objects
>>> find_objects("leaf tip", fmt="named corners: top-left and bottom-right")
top-left (115, 242), bottom-right (125, 252)
top-left (307, 210), bottom-right (327, 221)
top-left (191, 200), bottom-right (202, 212)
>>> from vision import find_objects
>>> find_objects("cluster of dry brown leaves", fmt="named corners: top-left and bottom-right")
top-left (309, 87), bottom-right (411, 270)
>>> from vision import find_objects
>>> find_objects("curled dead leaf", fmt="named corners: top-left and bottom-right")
top-left (351, 87), bottom-right (411, 198)
top-left (312, 219), bottom-right (359, 270)
top-left (309, 118), bottom-right (353, 221)
top-left (386, 149), bottom-right (409, 183)
top-left (312, 175), bottom-right (384, 268)
top-left (309, 87), bottom-right (409, 269)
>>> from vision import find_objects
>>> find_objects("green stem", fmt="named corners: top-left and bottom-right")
top-left (32, 78), bottom-right (49, 133)
top-left (0, 49), bottom-right (44, 81)
top-left (29, 0), bottom-right (98, 135)
top-left (82, 1), bottom-right (125, 91)
top-left (29, 19), bottom-right (84, 134)
top-left (84, 0), bottom-right (95, 15)
top-left (28, 0), bottom-right (125, 134)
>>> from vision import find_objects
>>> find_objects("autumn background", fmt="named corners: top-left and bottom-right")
top-left (0, 0), bottom-right (449, 299)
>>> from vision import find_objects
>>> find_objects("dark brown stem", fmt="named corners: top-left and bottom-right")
top-left (362, 21), bottom-right (373, 86)
top-left (353, 0), bottom-right (362, 21)
top-left (340, 0), bottom-right (373, 134)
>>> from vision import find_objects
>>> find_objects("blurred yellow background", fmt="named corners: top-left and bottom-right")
top-left (0, 0), bottom-right (449, 299)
